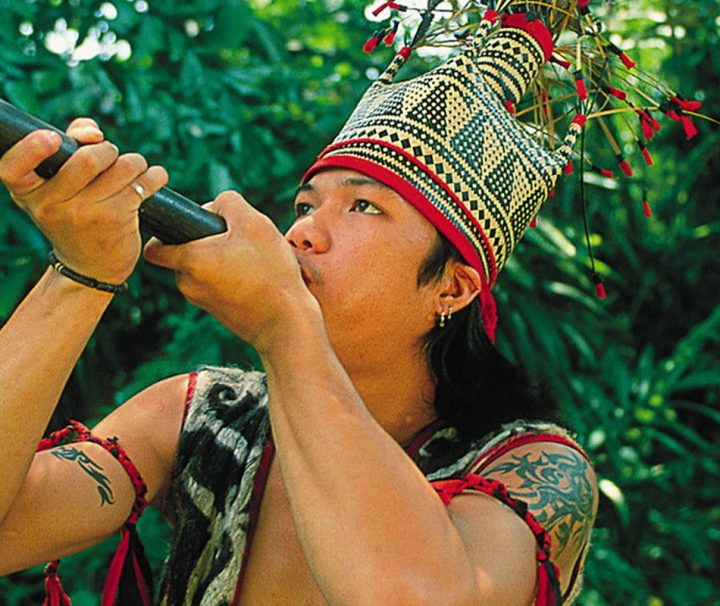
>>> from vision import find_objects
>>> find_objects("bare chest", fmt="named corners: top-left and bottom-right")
top-left (237, 459), bottom-right (329, 606)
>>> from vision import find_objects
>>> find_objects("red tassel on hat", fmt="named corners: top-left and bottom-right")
top-left (398, 45), bottom-right (412, 59)
top-left (592, 165), bottom-right (615, 178)
top-left (372, 1), bottom-right (403, 17)
top-left (662, 98), bottom-right (700, 140)
top-left (505, 99), bottom-right (516, 115)
top-left (642, 188), bottom-right (653, 218)
top-left (563, 159), bottom-right (573, 174)
top-left (549, 189), bottom-right (555, 198)
top-left (383, 20), bottom-right (399, 46)
top-left (637, 110), bottom-right (661, 140)
top-left (574, 72), bottom-right (588, 100)
top-left (363, 33), bottom-right (381, 53)
top-left (671, 96), bottom-right (703, 112)
top-left (530, 216), bottom-right (538, 228)
top-left (638, 142), bottom-right (654, 166)
top-left (43, 562), bottom-right (71, 606)
top-left (618, 52), bottom-right (636, 69)
top-left (679, 114), bottom-right (699, 140)
top-left (482, 9), bottom-right (498, 24)
top-left (604, 85), bottom-right (627, 101)
top-left (618, 156), bottom-right (634, 177)
top-left (607, 42), bottom-right (636, 69)
top-left (592, 273), bottom-right (607, 299)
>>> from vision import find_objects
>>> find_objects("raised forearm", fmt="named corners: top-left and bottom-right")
top-left (0, 268), bottom-right (112, 523)
top-left (260, 314), bottom-right (475, 606)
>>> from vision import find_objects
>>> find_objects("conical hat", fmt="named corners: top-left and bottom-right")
top-left (304, 2), bottom-right (704, 340)
top-left (304, 13), bottom-right (582, 339)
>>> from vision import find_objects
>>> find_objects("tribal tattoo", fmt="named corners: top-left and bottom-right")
top-left (485, 449), bottom-right (595, 554)
top-left (51, 446), bottom-right (115, 506)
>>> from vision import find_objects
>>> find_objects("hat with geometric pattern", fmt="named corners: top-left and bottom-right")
top-left (303, 0), bottom-right (705, 342)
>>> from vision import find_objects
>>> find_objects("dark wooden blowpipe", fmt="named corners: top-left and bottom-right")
top-left (0, 99), bottom-right (227, 244)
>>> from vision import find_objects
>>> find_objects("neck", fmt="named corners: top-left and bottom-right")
top-left (341, 349), bottom-right (438, 446)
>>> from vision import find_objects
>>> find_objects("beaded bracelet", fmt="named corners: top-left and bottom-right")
top-left (48, 250), bottom-right (128, 294)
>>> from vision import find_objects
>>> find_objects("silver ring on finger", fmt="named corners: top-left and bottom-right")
top-left (130, 181), bottom-right (147, 202)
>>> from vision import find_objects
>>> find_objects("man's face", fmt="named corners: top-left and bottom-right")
top-left (285, 168), bottom-right (441, 368)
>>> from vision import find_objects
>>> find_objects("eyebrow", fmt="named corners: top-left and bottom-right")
top-left (340, 176), bottom-right (392, 190)
top-left (294, 176), bottom-right (391, 199)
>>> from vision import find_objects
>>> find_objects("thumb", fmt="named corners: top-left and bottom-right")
top-left (1, 130), bottom-right (61, 198)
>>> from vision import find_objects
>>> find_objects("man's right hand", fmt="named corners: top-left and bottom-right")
top-left (0, 117), bottom-right (168, 284)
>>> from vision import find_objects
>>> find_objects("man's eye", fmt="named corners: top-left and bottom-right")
top-left (295, 202), bottom-right (314, 217)
top-left (352, 199), bottom-right (382, 214)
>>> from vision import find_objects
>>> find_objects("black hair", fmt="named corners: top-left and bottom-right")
top-left (418, 233), bottom-right (559, 440)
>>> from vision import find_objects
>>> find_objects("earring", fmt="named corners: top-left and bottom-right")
top-left (438, 306), bottom-right (453, 328)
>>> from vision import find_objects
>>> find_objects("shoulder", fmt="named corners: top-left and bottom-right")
top-left (430, 422), bottom-right (597, 601)
top-left (91, 373), bottom-right (194, 503)
top-left (478, 436), bottom-right (598, 597)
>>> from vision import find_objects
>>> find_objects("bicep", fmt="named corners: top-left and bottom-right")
top-left (480, 443), bottom-right (598, 594)
top-left (448, 492), bottom-right (538, 606)
top-left (0, 441), bottom-right (135, 573)
top-left (0, 373), bottom-right (190, 575)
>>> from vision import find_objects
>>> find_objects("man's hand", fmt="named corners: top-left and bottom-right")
top-left (144, 190), bottom-right (322, 350)
top-left (0, 118), bottom-right (167, 284)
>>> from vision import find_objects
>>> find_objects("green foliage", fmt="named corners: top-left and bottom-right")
top-left (1, 0), bottom-right (718, 604)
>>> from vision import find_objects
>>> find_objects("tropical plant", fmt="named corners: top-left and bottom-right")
top-left (0, 1), bottom-right (717, 604)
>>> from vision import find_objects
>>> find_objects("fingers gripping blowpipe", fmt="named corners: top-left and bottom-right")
top-left (0, 99), bottom-right (227, 244)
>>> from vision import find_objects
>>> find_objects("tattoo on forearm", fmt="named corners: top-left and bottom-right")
top-left (51, 446), bottom-right (115, 506)
top-left (486, 450), bottom-right (594, 553)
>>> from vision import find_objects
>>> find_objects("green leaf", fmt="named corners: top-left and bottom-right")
top-left (0, 261), bottom-right (33, 318)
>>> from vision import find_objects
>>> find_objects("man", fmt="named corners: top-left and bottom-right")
top-left (0, 6), bottom-right (599, 606)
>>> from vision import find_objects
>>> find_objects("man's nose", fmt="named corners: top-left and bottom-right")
top-left (285, 214), bottom-right (331, 253)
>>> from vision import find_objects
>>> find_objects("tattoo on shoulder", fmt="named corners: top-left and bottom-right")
top-left (51, 446), bottom-right (115, 506)
top-left (485, 449), bottom-right (595, 554)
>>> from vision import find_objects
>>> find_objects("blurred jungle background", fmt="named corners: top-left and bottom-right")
top-left (0, 0), bottom-right (718, 604)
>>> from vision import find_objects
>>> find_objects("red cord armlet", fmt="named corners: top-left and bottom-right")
top-left (37, 420), bottom-right (152, 606)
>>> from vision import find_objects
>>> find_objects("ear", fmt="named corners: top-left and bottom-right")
top-left (435, 260), bottom-right (482, 314)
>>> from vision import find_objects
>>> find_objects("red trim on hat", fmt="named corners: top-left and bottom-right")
top-left (304, 140), bottom-right (501, 287)
top-left (500, 13), bottom-right (553, 62)
top-left (306, 154), bottom-right (491, 280)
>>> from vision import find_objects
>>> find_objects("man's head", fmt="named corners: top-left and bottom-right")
top-left (286, 167), bottom-right (556, 437)
top-left (301, 14), bottom-right (585, 341)
top-left (286, 167), bottom-right (482, 371)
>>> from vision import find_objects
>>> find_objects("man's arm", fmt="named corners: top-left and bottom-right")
top-left (259, 316), bottom-right (539, 606)
top-left (144, 196), bottom-right (476, 605)
top-left (145, 194), bottom-right (596, 606)
top-left (0, 372), bottom-right (189, 575)
top-left (0, 119), bottom-right (179, 573)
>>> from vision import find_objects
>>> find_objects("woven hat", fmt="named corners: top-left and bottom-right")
top-left (303, 1), bottom-right (704, 341)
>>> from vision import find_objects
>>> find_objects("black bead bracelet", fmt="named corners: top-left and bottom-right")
top-left (48, 251), bottom-right (128, 294)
